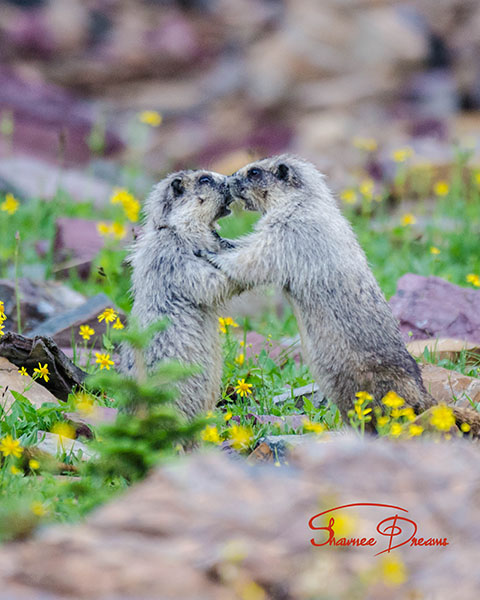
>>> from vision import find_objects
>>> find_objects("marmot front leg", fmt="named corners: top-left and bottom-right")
top-left (202, 238), bottom-right (271, 288)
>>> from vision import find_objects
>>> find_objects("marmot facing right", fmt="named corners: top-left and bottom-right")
top-left (121, 170), bottom-right (240, 419)
top-left (202, 155), bottom-right (480, 432)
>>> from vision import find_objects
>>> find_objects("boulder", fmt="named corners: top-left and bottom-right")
top-left (390, 274), bottom-right (480, 344)
top-left (0, 436), bottom-right (479, 598)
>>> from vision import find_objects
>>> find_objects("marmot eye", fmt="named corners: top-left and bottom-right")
top-left (247, 167), bottom-right (262, 180)
top-left (171, 178), bottom-right (184, 197)
top-left (198, 175), bottom-right (214, 185)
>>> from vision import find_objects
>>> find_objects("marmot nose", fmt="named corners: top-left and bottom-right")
top-left (230, 176), bottom-right (245, 194)
top-left (220, 181), bottom-right (234, 205)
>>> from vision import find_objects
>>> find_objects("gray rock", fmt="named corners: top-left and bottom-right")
top-left (272, 382), bottom-right (325, 409)
top-left (0, 279), bottom-right (85, 334)
top-left (30, 293), bottom-right (114, 349)
top-left (0, 332), bottom-right (87, 401)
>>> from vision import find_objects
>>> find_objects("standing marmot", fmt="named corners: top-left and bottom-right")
top-left (201, 154), bottom-right (480, 432)
top-left (121, 170), bottom-right (240, 419)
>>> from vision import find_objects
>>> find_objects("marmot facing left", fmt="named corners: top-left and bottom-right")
top-left (120, 170), bottom-right (240, 419)
top-left (202, 154), bottom-right (480, 432)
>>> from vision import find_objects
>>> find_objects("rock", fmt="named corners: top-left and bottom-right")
top-left (226, 288), bottom-right (286, 320)
top-left (2, 436), bottom-right (480, 598)
top-left (231, 413), bottom-right (306, 433)
top-left (390, 274), bottom-right (480, 344)
top-left (0, 332), bottom-right (87, 401)
top-left (407, 338), bottom-right (480, 364)
top-left (0, 155), bottom-right (113, 205)
top-left (36, 431), bottom-right (96, 462)
top-left (421, 363), bottom-right (480, 407)
top-left (272, 383), bottom-right (325, 409)
top-left (0, 357), bottom-right (60, 413)
top-left (244, 331), bottom-right (301, 364)
top-left (0, 68), bottom-right (122, 166)
top-left (0, 279), bottom-right (85, 334)
top-left (53, 218), bottom-right (105, 279)
top-left (29, 293), bottom-right (115, 349)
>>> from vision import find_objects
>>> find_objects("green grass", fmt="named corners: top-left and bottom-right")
top-left (0, 147), bottom-right (479, 541)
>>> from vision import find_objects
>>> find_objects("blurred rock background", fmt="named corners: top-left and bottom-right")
top-left (1, 0), bottom-right (480, 187)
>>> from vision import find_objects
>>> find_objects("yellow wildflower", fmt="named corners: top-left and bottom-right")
top-left (474, 172), bottom-right (480, 187)
top-left (460, 422), bottom-right (471, 433)
top-left (10, 465), bottom-right (22, 475)
top-left (97, 222), bottom-right (112, 236)
top-left (224, 410), bottom-right (233, 421)
top-left (377, 415), bottom-right (390, 427)
top-left (434, 181), bottom-right (449, 196)
top-left (218, 316), bottom-right (239, 334)
top-left (303, 419), bottom-right (324, 434)
top-left (0, 322), bottom-right (4, 336)
top-left (79, 324), bottom-right (95, 340)
top-left (111, 221), bottom-right (127, 240)
top-left (238, 580), bottom-right (266, 600)
top-left (392, 147), bottom-right (414, 163)
top-left (51, 422), bottom-right (76, 440)
top-left (352, 137), bottom-right (378, 152)
top-left (139, 110), bottom-right (162, 127)
top-left (33, 362), bottom-right (49, 383)
top-left (112, 317), bottom-right (124, 330)
top-left (400, 406), bottom-right (416, 421)
top-left (31, 501), bottom-right (47, 517)
top-left (0, 300), bottom-right (5, 321)
top-left (201, 424), bottom-right (222, 444)
top-left (229, 424), bottom-right (253, 451)
top-left (0, 434), bottom-right (23, 458)
top-left (18, 366), bottom-right (28, 376)
top-left (29, 459), bottom-right (40, 470)
top-left (95, 352), bottom-right (114, 370)
top-left (340, 189), bottom-right (357, 205)
top-left (409, 424), bottom-right (424, 437)
top-left (234, 353), bottom-right (245, 366)
top-left (234, 378), bottom-right (253, 397)
top-left (110, 188), bottom-right (141, 223)
top-left (328, 512), bottom-right (357, 538)
top-left (401, 213), bottom-right (416, 226)
top-left (380, 555), bottom-right (407, 586)
top-left (466, 273), bottom-right (480, 288)
top-left (97, 307), bottom-right (117, 323)
top-left (75, 392), bottom-right (95, 415)
top-left (382, 391), bottom-right (405, 408)
top-left (1, 193), bottom-right (19, 215)
top-left (355, 405), bottom-right (372, 420)
top-left (430, 405), bottom-right (455, 431)
top-left (359, 179), bottom-right (374, 200)
top-left (430, 246), bottom-right (441, 255)
top-left (355, 391), bottom-right (373, 403)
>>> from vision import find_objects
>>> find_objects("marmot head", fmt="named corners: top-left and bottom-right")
top-left (229, 154), bottom-right (322, 213)
top-left (146, 170), bottom-right (233, 233)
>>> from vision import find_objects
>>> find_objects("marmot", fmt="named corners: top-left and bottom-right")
top-left (201, 154), bottom-right (480, 433)
top-left (120, 170), bottom-right (240, 419)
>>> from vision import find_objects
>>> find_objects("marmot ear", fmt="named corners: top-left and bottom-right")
top-left (171, 178), bottom-right (184, 197)
top-left (276, 163), bottom-right (289, 181)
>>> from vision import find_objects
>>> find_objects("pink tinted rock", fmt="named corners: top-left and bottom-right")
top-left (53, 218), bottom-right (104, 278)
top-left (389, 274), bottom-right (480, 343)
top-left (0, 68), bottom-right (122, 166)
top-left (245, 331), bottom-right (301, 363)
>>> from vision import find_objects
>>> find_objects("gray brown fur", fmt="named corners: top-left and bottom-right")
top-left (120, 170), bottom-right (240, 419)
top-left (203, 154), bottom-right (438, 423)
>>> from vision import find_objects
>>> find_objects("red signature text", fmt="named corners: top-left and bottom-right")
top-left (309, 503), bottom-right (449, 555)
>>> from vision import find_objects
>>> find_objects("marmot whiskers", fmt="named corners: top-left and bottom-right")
top-left (201, 154), bottom-right (480, 433)
top-left (121, 170), bottom-right (240, 419)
